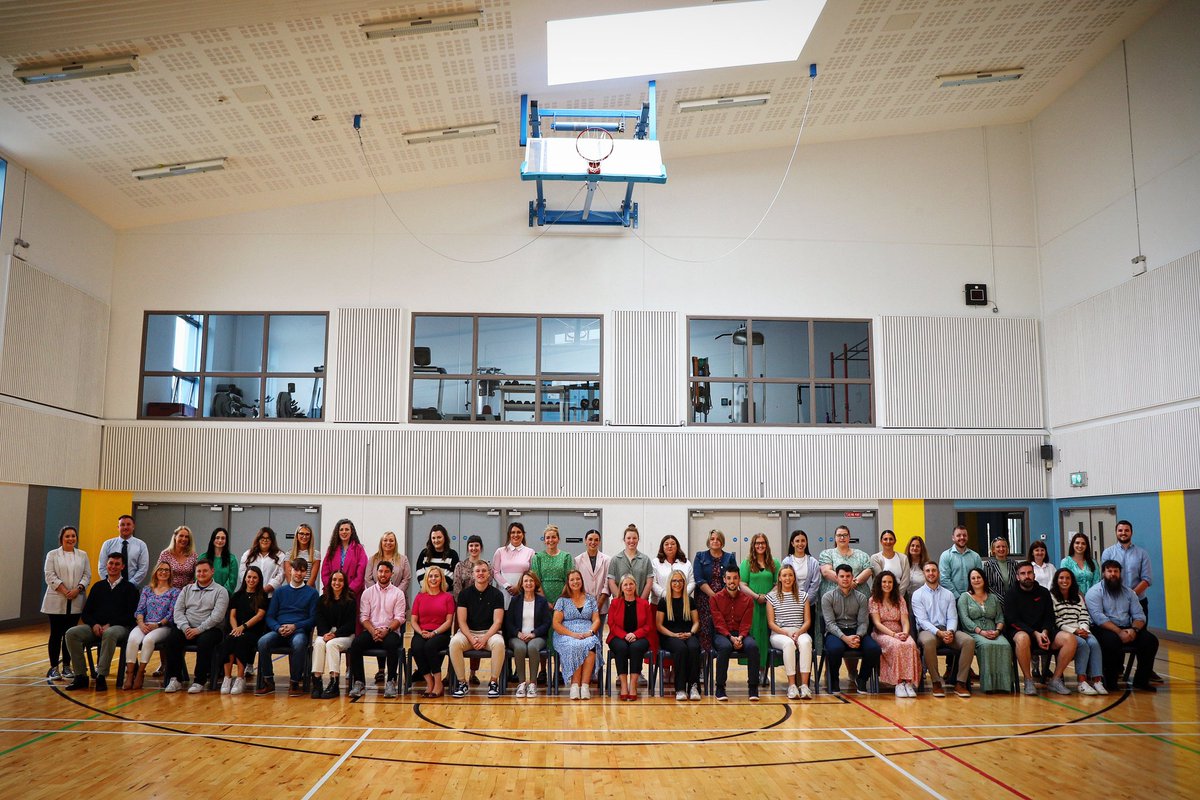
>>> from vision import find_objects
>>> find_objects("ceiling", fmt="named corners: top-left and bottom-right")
top-left (0, 0), bottom-right (1166, 229)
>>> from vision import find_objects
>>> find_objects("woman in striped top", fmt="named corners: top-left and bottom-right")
top-left (766, 565), bottom-right (813, 700)
top-left (1051, 568), bottom-right (1107, 696)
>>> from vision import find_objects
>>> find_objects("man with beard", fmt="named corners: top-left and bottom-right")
top-left (1085, 559), bottom-right (1159, 692)
top-left (1004, 561), bottom-right (1076, 695)
top-left (1100, 520), bottom-right (1161, 682)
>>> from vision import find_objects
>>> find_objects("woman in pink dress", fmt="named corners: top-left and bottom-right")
top-left (868, 570), bottom-right (920, 698)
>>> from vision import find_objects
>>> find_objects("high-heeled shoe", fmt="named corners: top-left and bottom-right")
top-left (132, 662), bottom-right (147, 690)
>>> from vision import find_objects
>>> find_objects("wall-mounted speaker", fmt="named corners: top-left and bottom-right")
top-left (965, 283), bottom-right (988, 306)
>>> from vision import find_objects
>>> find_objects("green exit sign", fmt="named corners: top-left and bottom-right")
top-left (1070, 472), bottom-right (1088, 487)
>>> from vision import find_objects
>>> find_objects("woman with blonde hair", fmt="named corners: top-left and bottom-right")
top-left (409, 565), bottom-right (456, 697)
top-left (740, 533), bottom-right (780, 670)
top-left (607, 573), bottom-right (657, 701)
top-left (656, 569), bottom-right (701, 701)
top-left (122, 562), bottom-right (179, 689)
top-left (158, 525), bottom-right (196, 589)
top-left (767, 564), bottom-right (813, 699)
top-left (285, 523), bottom-right (321, 588)
top-left (368, 530), bottom-right (413, 683)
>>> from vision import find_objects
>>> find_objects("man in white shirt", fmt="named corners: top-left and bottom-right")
top-left (96, 514), bottom-right (150, 587)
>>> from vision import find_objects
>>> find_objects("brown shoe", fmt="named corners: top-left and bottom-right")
top-left (254, 677), bottom-right (275, 696)
top-left (954, 682), bottom-right (971, 698)
top-left (931, 682), bottom-right (946, 698)
top-left (288, 681), bottom-right (304, 697)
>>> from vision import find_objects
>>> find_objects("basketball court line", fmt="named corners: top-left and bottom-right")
top-left (302, 727), bottom-right (373, 799)
top-left (840, 727), bottom-right (947, 799)
top-left (1038, 694), bottom-right (1200, 756)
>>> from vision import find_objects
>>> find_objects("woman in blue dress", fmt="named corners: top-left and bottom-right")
top-left (553, 569), bottom-right (601, 699)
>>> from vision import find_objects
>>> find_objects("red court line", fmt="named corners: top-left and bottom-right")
top-left (845, 696), bottom-right (1032, 800)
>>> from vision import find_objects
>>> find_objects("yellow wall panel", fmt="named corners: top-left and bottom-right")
top-left (1159, 490), bottom-right (1192, 634)
top-left (78, 489), bottom-right (132, 586)
top-left (892, 499), bottom-right (926, 552)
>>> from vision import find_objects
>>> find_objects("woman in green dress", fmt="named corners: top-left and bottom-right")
top-left (957, 567), bottom-right (1013, 693)
top-left (531, 525), bottom-right (574, 603)
top-left (739, 533), bottom-right (779, 669)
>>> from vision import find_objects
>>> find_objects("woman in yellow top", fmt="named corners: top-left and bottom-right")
top-left (740, 533), bottom-right (780, 669)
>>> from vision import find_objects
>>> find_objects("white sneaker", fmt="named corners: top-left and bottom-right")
top-left (895, 684), bottom-right (906, 697)
top-left (569, 683), bottom-right (580, 700)
top-left (220, 677), bottom-right (232, 695)
top-left (1093, 681), bottom-right (1109, 696)
top-left (526, 684), bottom-right (537, 697)
top-left (676, 690), bottom-right (687, 701)
top-left (515, 682), bottom-right (527, 698)
top-left (905, 683), bottom-right (917, 698)
top-left (799, 684), bottom-right (813, 700)
top-left (689, 685), bottom-right (702, 701)
top-left (231, 677), bottom-right (245, 695)
top-left (1078, 681), bottom-right (1097, 695)
top-left (163, 678), bottom-right (181, 694)
top-left (187, 682), bottom-right (204, 694)
top-left (580, 683), bottom-right (591, 700)
top-left (788, 684), bottom-right (801, 700)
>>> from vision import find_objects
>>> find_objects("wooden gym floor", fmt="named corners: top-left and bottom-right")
top-left (0, 624), bottom-right (1196, 799)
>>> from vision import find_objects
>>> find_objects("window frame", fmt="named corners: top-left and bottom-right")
top-left (409, 312), bottom-right (603, 424)
top-left (137, 310), bottom-right (329, 421)
top-left (686, 315), bottom-right (874, 427)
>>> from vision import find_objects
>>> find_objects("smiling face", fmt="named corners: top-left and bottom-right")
top-left (194, 562), bottom-right (212, 586)
top-left (880, 531), bottom-right (896, 550)
top-left (244, 570), bottom-right (260, 592)
top-left (708, 531), bottom-right (723, 551)
top-left (779, 566), bottom-right (795, 591)
top-left (431, 529), bottom-right (446, 550)
top-left (662, 537), bottom-right (678, 560)
top-left (585, 531), bottom-right (601, 555)
top-left (117, 517), bottom-right (134, 539)
top-left (624, 529), bottom-right (639, 551)
top-left (508, 526), bottom-right (524, 546)
top-left (1072, 535), bottom-right (1088, 555)
top-left (907, 538), bottom-right (923, 560)
top-left (620, 575), bottom-right (637, 600)
top-left (338, 522), bottom-right (352, 543)
top-left (329, 571), bottom-right (344, 595)
top-left (468, 539), bottom-right (482, 559)
top-left (969, 570), bottom-right (985, 592)
top-left (543, 528), bottom-right (559, 549)
top-left (426, 567), bottom-right (443, 591)
top-left (953, 527), bottom-right (968, 548)
top-left (61, 528), bottom-right (78, 549)
top-left (1115, 522), bottom-right (1132, 544)
top-left (670, 572), bottom-right (686, 596)
top-left (1030, 543), bottom-right (1047, 564)
top-left (992, 539), bottom-right (1009, 559)
top-left (380, 532), bottom-right (397, 556)
top-left (175, 528), bottom-right (191, 550)
top-left (790, 531), bottom-right (807, 556)
top-left (834, 528), bottom-right (851, 548)
top-left (257, 531), bottom-right (273, 553)
top-left (154, 564), bottom-right (171, 587)
top-left (880, 572), bottom-right (895, 594)
top-left (567, 570), bottom-right (583, 594)
top-left (376, 563), bottom-right (392, 586)
top-left (296, 526), bottom-right (312, 548)
top-left (521, 573), bottom-right (537, 595)
top-left (923, 562), bottom-right (940, 586)
top-left (1056, 570), bottom-right (1073, 593)
top-left (214, 530), bottom-right (227, 550)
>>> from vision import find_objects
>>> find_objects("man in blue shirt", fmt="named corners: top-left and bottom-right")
top-left (256, 557), bottom-right (318, 696)
top-left (1100, 519), bottom-right (1161, 683)
top-left (938, 525), bottom-right (982, 598)
top-left (912, 561), bottom-right (974, 698)
top-left (1085, 560), bottom-right (1159, 692)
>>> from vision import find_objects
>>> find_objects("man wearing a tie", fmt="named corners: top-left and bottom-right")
top-left (97, 514), bottom-right (150, 587)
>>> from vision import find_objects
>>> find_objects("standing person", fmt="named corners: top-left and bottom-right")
top-left (607, 574), bottom-right (657, 702)
top-left (984, 536), bottom-right (1018, 609)
top-left (781, 529), bottom-right (821, 603)
top-left (1086, 560), bottom-right (1159, 693)
top-left (531, 525), bottom-right (574, 604)
top-left (41, 525), bottom-right (90, 680)
top-left (158, 525), bottom-right (197, 590)
top-left (492, 522), bottom-right (533, 608)
top-left (347, 561), bottom-right (406, 699)
top-left (911, 561), bottom-right (975, 699)
top-left (657, 569), bottom-right (702, 701)
top-left (415, 523), bottom-right (460, 594)
top-left (818, 525), bottom-right (873, 599)
top-left (938, 525), bottom-right (982, 598)
top-left (368, 530), bottom-right (413, 684)
top-left (449, 562), bottom-right (506, 699)
top-left (870, 530), bottom-right (911, 599)
top-left (123, 563), bottom-right (180, 690)
top-left (285, 523), bottom-right (321, 588)
top-left (255, 558), bottom-right (319, 697)
top-left (651, 534), bottom-right (694, 603)
top-left (904, 537), bottom-right (930, 605)
top-left (310, 570), bottom-right (357, 699)
top-left (740, 533), bottom-right (780, 671)
top-left (1028, 541), bottom-right (1055, 590)
top-left (766, 564), bottom-right (813, 700)
top-left (200, 527), bottom-right (238, 597)
top-left (63, 552), bottom-right (139, 691)
top-left (1005, 561), bottom-right (1077, 696)
top-left (575, 529), bottom-right (611, 621)
top-left (607, 524), bottom-right (653, 601)
top-left (1061, 533), bottom-right (1101, 596)
top-left (240, 527), bottom-right (285, 596)
top-left (451, 534), bottom-right (490, 687)
top-left (505, 571), bottom-right (551, 698)
top-left (553, 570), bottom-right (601, 700)
top-left (693, 529), bottom-right (737, 656)
top-left (957, 567), bottom-right (1013, 694)
top-left (217, 565), bottom-right (268, 696)
top-left (163, 559), bottom-right (228, 694)
top-left (1051, 568), bottom-right (1105, 696)
top-left (97, 514), bottom-right (149, 587)
top-left (869, 570), bottom-right (920, 698)
top-left (822, 565), bottom-right (881, 695)
top-left (711, 565), bottom-right (759, 701)
top-left (409, 565), bottom-right (455, 698)
top-left (321, 519), bottom-right (370, 598)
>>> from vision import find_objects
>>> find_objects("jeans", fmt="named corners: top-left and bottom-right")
top-left (1073, 633), bottom-right (1103, 678)
top-left (713, 634), bottom-right (759, 690)
top-left (257, 629), bottom-right (312, 684)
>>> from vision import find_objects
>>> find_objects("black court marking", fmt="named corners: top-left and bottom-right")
top-left (34, 680), bottom-right (1132, 772)
top-left (0, 644), bottom-right (44, 658)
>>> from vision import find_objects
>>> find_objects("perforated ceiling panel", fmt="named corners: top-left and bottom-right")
top-left (0, 0), bottom-right (1165, 228)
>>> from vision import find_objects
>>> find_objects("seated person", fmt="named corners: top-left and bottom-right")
top-left (552, 570), bottom-right (602, 699)
top-left (911, 561), bottom-right (975, 698)
top-left (1004, 560), bottom-right (1077, 696)
top-left (450, 561), bottom-right (506, 699)
top-left (504, 571), bottom-right (552, 698)
top-left (821, 564), bottom-right (882, 695)
top-left (1085, 559), bottom-right (1160, 693)
top-left (163, 559), bottom-right (229, 694)
top-left (607, 574), bottom-right (657, 702)
top-left (710, 564), bottom-right (760, 701)
top-left (657, 568), bottom-right (703, 702)
top-left (347, 561), bottom-right (406, 699)
top-left (64, 552), bottom-right (139, 691)
top-left (218, 565), bottom-right (269, 695)
top-left (255, 557), bottom-right (319, 697)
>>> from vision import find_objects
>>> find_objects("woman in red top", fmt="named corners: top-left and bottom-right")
top-left (607, 574), bottom-right (658, 701)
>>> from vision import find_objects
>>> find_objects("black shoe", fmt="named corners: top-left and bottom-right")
top-left (65, 676), bottom-right (88, 691)
top-left (469, 674), bottom-right (480, 686)
top-left (1133, 682), bottom-right (1158, 693)
top-left (374, 671), bottom-right (385, 684)
top-left (322, 678), bottom-right (339, 699)
top-left (536, 668), bottom-right (547, 686)
top-left (311, 680), bottom-right (323, 699)
top-left (94, 675), bottom-right (107, 691)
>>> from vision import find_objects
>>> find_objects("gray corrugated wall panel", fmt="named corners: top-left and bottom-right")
top-left (0, 402), bottom-right (101, 488)
top-left (332, 307), bottom-right (403, 423)
top-left (0, 257), bottom-right (108, 417)
top-left (610, 311), bottom-right (679, 426)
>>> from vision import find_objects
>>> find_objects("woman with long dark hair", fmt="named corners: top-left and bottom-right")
top-left (321, 519), bottom-right (368, 597)
top-left (240, 526), bottom-right (285, 595)
top-left (200, 527), bottom-right (237, 596)
top-left (869, 570), bottom-right (919, 697)
top-left (219, 565), bottom-right (269, 695)
top-left (957, 567), bottom-right (1013, 693)
top-left (311, 569), bottom-right (356, 698)
top-left (1060, 533), bottom-right (1101, 595)
top-left (416, 523), bottom-right (460, 594)
top-left (1051, 567), bottom-right (1106, 695)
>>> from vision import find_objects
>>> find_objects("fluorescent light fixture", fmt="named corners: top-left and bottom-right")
top-left (936, 68), bottom-right (1024, 88)
top-left (132, 158), bottom-right (227, 180)
top-left (678, 93), bottom-right (769, 113)
top-left (362, 11), bottom-right (481, 39)
top-left (402, 122), bottom-right (498, 145)
top-left (547, 0), bottom-right (826, 85)
top-left (14, 55), bottom-right (138, 84)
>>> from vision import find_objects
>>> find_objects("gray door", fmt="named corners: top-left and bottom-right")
top-left (687, 510), bottom-right (784, 565)
top-left (133, 502), bottom-right (226, 557)
top-left (1060, 506), bottom-right (1118, 561)
top-left (270, 506), bottom-right (322, 554)
top-left (787, 510), bottom-right (877, 555)
top-left (228, 506), bottom-right (272, 561)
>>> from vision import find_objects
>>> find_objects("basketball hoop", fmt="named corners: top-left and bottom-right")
top-left (576, 127), bottom-right (614, 175)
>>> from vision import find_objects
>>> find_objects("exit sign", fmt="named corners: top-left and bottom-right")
top-left (1070, 472), bottom-right (1088, 487)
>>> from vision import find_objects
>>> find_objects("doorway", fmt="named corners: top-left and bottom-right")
top-left (686, 510), bottom-right (784, 565)
top-left (957, 509), bottom-right (1027, 558)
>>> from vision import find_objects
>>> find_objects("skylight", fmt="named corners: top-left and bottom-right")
top-left (547, 0), bottom-right (826, 86)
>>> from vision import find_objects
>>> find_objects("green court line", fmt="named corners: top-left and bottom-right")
top-left (1039, 694), bottom-right (1200, 756)
top-left (0, 687), bottom-right (159, 758)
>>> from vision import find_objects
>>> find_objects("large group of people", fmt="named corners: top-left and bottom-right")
top-left (40, 515), bottom-right (1164, 701)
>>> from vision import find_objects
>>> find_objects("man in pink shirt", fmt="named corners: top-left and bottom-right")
top-left (348, 561), bottom-right (406, 699)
